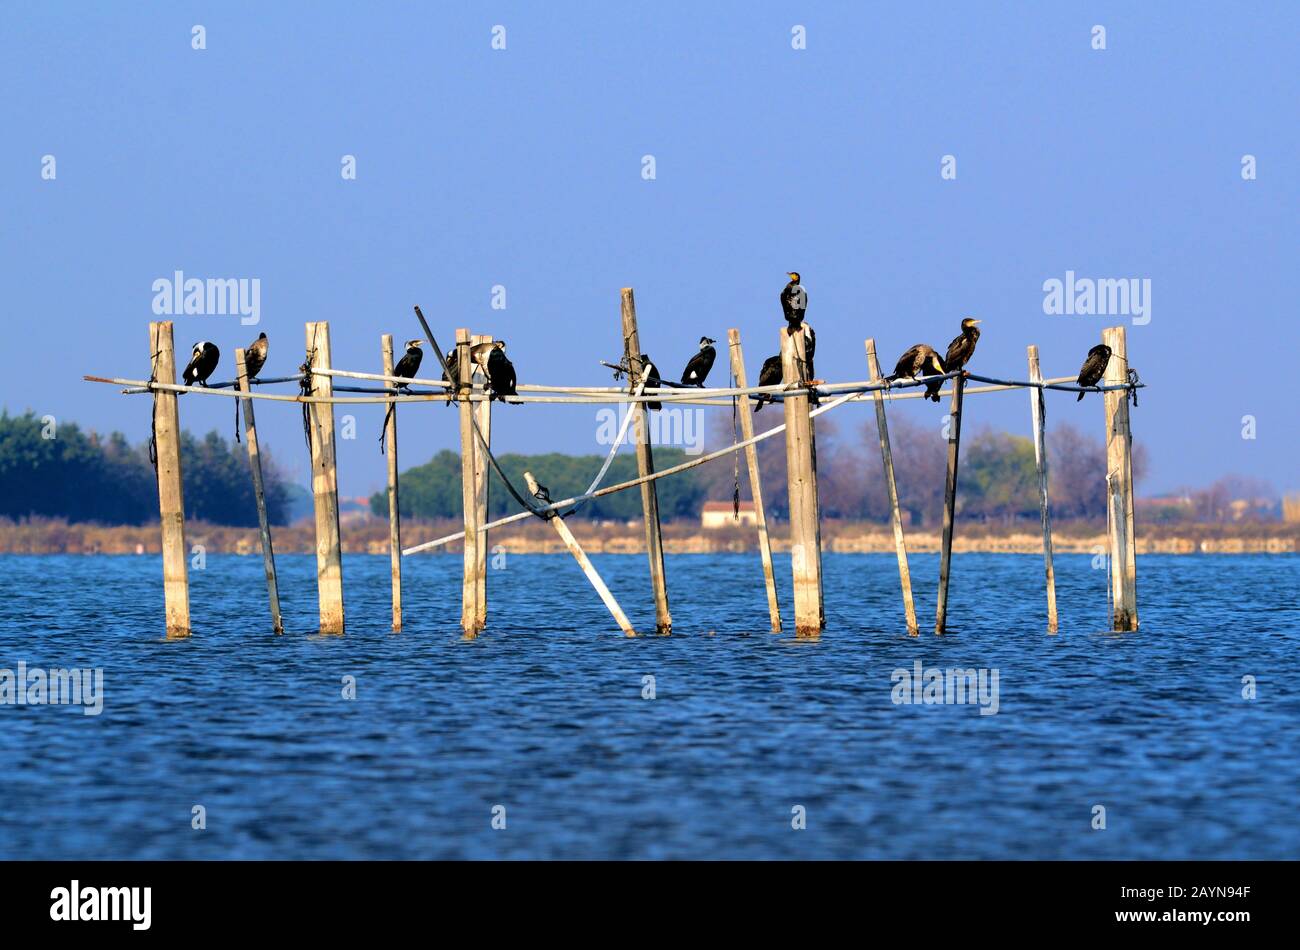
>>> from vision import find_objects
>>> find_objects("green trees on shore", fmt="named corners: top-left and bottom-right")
top-left (0, 411), bottom-right (290, 526)
top-left (370, 448), bottom-right (706, 521)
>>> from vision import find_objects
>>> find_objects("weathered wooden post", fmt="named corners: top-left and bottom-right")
top-left (524, 472), bottom-right (636, 637)
top-left (471, 332), bottom-right (493, 632)
top-left (935, 372), bottom-right (965, 636)
top-left (455, 328), bottom-right (480, 636)
top-left (149, 321), bottom-right (190, 639)
top-left (620, 288), bottom-right (671, 634)
top-left (865, 338), bottom-right (919, 636)
top-left (780, 325), bottom-right (823, 637)
top-left (305, 321), bottom-right (345, 635)
top-left (235, 347), bottom-right (283, 635)
top-left (1026, 344), bottom-right (1058, 634)
top-left (727, 329), bottom-right (782, 632)
top-left (1103, 326), bottom-right (1139, 631)
top-left (381, 334), bottom-right (402, 633)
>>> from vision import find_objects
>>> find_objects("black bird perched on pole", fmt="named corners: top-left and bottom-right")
top-left (243, 332), bottom-right (268, 380)
top-left (780, 273), bottom-right (816, 391)
top-left (182, 341), bottom-right (220, 388)
top-left (887, 344), bottom-right (947, 402)
top-left (753, 354), bottom-right (783, 412)
top-left (486, 341), bottom-right (518, 401)
top-left (638, 353), bottom-right (663, 411)
top-left (780, 272), bottom-right (806, 322)
top-left (1075, 344), bottom-right (1112, 400)
top-left (680, 336), bottom-right (717, 387)
top-left (392, 339), bottom-right (424, 390)
top-left (440, 346), bottom-right (459, 405)
top-left (944, 317), bottom-right (982, 374)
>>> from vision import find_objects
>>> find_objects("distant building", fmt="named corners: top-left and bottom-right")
top-left (1284, 494), bottom-right (1300, 524)
top-left (701, 500), bottom-right (757, 529)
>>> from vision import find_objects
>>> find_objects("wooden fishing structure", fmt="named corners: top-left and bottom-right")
top-left (87, 299), bottom-right (1144, 641)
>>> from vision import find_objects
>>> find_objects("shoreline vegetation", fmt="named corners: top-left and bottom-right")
top-left (2, 515), bottom-right (1294, 556)
top-left (3, 410), bottom-right (1295, 556)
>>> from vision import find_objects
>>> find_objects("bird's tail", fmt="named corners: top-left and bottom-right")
top-left (1077, 390), bottom-right (1086, 402)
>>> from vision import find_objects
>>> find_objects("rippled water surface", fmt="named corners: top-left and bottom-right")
top-left (1, 552), bottom-right (1296, 859)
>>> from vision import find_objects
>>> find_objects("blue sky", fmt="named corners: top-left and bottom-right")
top-left (2, 2), bottom-right (1296, 500)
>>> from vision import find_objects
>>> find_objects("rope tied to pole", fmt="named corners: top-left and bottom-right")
top-left (147, 329), bottom-right (161, 477)
top-left (299, 324), bottom-right (318, 454)
top-left (731, 371), bottom-right (741, 520)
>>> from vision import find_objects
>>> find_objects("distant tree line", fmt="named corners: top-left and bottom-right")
top-left (0, 411), bottom-right (291, 526)
top-left (371, 448), bottom-right (707, 521)
top-left (695, 412), bottom-right (1150, 526)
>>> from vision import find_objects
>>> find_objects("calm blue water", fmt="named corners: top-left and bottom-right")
top-left (0, 551), bottom-right (1296, 859)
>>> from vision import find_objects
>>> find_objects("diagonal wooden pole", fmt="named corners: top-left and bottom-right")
top-left (728, 329), bottom-right (781, 632)
top-left (865, 338), bottom-right (918, 636)
top-left (524, 472), bottom-right (636, 637)
top-left (620, 288), bottom-right (671, 634)
top-left (935, 373), bottom-right (965, 635)
top-left (236, 347), bottom-right (283, 635)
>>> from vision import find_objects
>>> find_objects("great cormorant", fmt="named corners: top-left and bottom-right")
top-left (182, 341), bottom-right (220, 387)
top-left (680, 336), bottom-right (717, 387)
top-left (441, 347), bottom-right (459, 404)
top-left (1075, 344), bottom-right (1112, 400)
top-left (392, 339), bottom-right (424, 390)
top-left (244, 332), bottom-right (268, 380)
top-left (639, 353), bottom-right (663, 411)
top-left (780, 272), bottom-right (806, 322)
top-left (887, 344), bottom-right (947, 402)
top-left (486, 341), bottom-right (518, 401)
top-left (943, 318), bottom-right (982, 374)
top-left (753, 354), bottom-right (783, 412)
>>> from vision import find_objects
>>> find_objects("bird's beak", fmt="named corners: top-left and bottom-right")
top-left (972, 319), bottom-right (982, 325)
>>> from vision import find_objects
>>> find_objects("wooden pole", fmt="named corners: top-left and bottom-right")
top-left (780, 325), bottom-right (823, 638)
top-left (727, 329), bottom-right (782, 632)
top-left (1026, 344), bottom-right (1058, 634)
top-left (471, 333), bottom-right (492, 632)
top-left (1103, 326), bottom-right (1139, 631)
top-left (865, 339), bottom-right (918, 636)
top-left (149, 321), bottom-right (190, 639)
top-left (935, 373), bottom-right (965, 635)
top-left (235, 347), bottom-right (283, 635)
top-left (620, 288), bottom-right (672, 634)
top-left (455, 328), bottom-right (480, 637)
top-left (381, 335), bottom-right (402, 632)
top-left (305, 321), bottom-right (345, 635)
top-left (524, 472), bottom-right (636, 637)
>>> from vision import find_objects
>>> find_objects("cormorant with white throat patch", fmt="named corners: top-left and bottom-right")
top-left (392, 340), bottom-right (424, 390)
top-left (680, 336), bottom-right (716, 387)
top-left (780, 272), bottom-right (806, 322)
top-left (638, 354), bottom-right (663, 411)
top-left (182, 341), bottom-right (220, 388)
